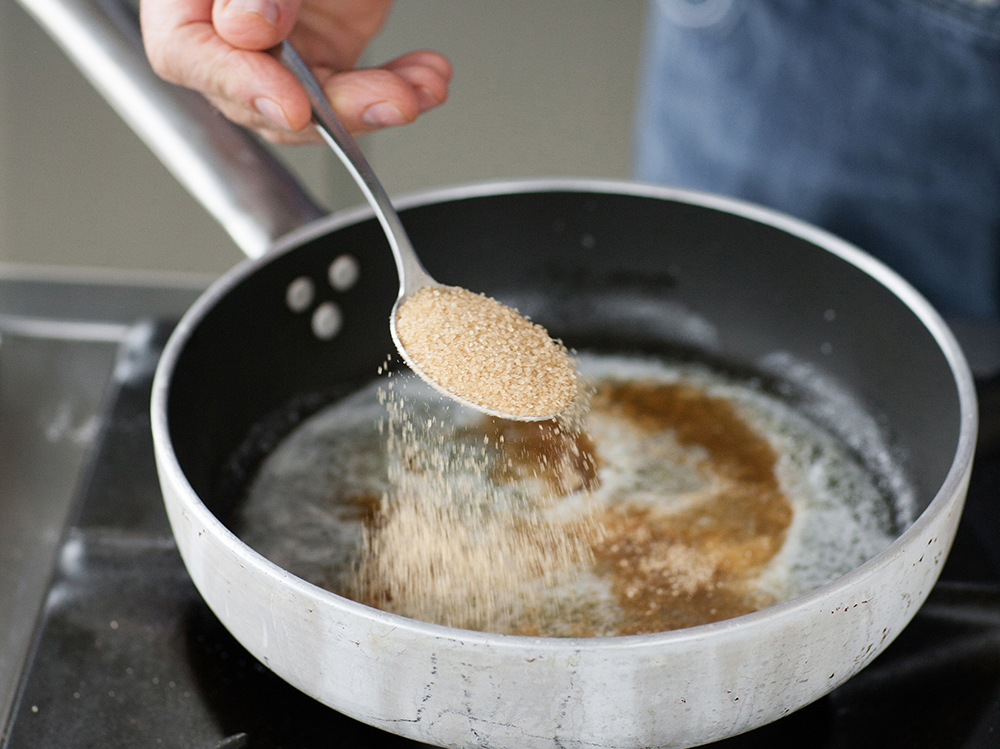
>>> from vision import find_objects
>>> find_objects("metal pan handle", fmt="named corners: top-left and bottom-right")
top-left (15, 0), bottom-right (327, 258)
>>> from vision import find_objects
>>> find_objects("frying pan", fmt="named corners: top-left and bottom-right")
top-left (21, 0), bottom-right (978, 746)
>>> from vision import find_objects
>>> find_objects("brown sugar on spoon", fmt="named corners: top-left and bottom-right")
top-left (394, 285), bottom-right (578, 419)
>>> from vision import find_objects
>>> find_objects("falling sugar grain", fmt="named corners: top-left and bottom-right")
top-left (349, 378), bottom-right (600, 633)
top-left (394, 285), bottom-right (578, 419)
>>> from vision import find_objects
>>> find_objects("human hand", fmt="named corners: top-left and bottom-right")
top-left (141, 0), bottom-right (451, 143)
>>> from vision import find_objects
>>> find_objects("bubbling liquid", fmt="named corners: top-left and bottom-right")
top-left (236, 353), bottom-right (913, 637)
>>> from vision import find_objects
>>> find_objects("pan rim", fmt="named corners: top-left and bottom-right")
top-left (151, 176), bottom-right (978, 651)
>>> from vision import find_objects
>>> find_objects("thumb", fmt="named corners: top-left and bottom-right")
top-left (212, 0), bottom-right (300, 51)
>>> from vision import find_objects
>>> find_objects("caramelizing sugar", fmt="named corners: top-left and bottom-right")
top-left (586, 382), bottom-right (793, 633)
top-left (237, 355), bottom-right (908, 637)
top-left (394, 285), bottom-right (577, 418)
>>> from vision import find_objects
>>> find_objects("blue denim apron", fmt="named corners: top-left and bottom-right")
top-left (633, 0), bottom-right (1000, 319)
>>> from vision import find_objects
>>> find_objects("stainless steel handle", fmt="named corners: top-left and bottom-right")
top-left (15, 0), bottom-right (327, 258)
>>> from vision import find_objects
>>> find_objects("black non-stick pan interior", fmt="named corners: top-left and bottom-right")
top-left (165, 190), bottom-right (961, 526)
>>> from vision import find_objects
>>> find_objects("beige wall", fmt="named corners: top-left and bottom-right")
top-left (363, 1), bottom-right (646, 195)
top-left (0, 0), bottom-right (645, 275)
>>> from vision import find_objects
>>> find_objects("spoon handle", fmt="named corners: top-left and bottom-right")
top-left (279, 41), bottom-right (434, 297)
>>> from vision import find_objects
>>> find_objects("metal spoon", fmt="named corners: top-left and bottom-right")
top-left (279, 41), bottom-right (573, 421)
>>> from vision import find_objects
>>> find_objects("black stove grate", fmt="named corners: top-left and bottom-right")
top-left (3, 321), bottom-right (998, 748)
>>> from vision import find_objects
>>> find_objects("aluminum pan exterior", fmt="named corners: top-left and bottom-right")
top-left (150, 178), bottom-right (977, 749)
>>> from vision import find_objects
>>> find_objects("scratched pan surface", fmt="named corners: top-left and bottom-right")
top-left (150, 178), bottom-right (977, 749)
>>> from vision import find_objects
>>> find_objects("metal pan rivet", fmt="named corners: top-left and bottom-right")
top-left (286, 276), bottom-right (315, 312)
top-left (312, 301), bottom-right (343, 340)
top-left (329, 254), bottom-right (360, 291)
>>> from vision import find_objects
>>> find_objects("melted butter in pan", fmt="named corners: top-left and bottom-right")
top-left (238, 356), bottom-right (908, 637)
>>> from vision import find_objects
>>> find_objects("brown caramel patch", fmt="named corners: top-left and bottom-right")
top-left (478, 380), bottom-right (794, 634)
top-left (588, 381), bottom-right (793, 634)
top-left (477, 419), bottom-right (601, 497)
top-left (339, 493), bottom-right (384, 527)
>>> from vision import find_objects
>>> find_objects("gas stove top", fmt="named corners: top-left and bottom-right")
top-left (1, 268), bottom-right (998, 748)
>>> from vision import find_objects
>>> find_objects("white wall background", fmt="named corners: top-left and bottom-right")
top-left (0, 0), bottom-right (646, 275)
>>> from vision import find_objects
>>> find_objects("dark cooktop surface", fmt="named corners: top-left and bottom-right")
top-left (3, 321), bottom-right (999, 749)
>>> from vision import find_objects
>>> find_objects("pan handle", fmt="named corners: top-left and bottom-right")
top-left (15, 0), bottom-right (327, 258)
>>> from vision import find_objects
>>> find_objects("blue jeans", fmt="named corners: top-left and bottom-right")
top-left (634, 0), bottom-right (1000, 319)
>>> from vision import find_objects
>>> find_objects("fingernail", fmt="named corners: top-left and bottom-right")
top-left (254, 97), bottom-right (289, 128)
top-left (362, 102), bottom-right (408, 128)
top-left (414, 86), bottom-right (441, 112)
top-left (225, 0), bottom-right (278, 24)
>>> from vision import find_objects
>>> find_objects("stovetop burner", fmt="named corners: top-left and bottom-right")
top-left (3, 321), bottom-right (998, 748)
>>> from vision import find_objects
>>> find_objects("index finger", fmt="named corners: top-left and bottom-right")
top-left (141, 0), bottom-right (314, 130)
